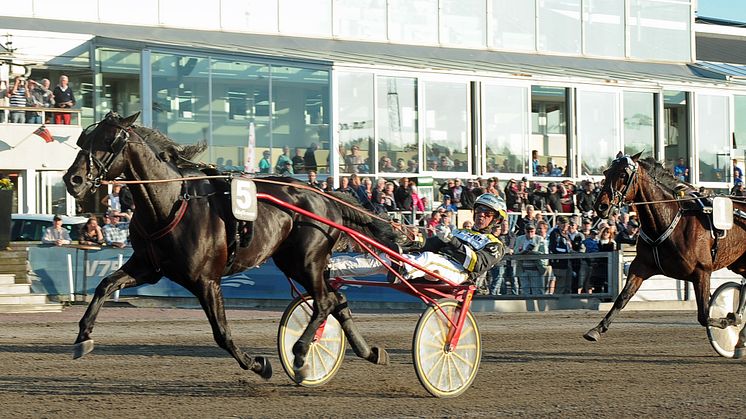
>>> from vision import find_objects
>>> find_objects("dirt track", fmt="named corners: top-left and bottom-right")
top-left (1, 304), bottom-right (744, 418)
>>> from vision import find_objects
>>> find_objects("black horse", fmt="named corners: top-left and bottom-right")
top-left (584, 152), bottom-right (746, 345)
top-left (63, 112), bottom-right (402, 381)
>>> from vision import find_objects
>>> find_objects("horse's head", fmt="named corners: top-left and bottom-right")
top-left (63, 111), bottom-right (140, 198)
top-left (594, 151), bottom-right (643, 218)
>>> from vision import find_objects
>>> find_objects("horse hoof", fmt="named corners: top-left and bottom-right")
top-left (734, 346), bottom-right (745, 360)
top-left (293, 364), bottom-right (310, 384)
top-left (253, 356), bottom-right (273, 380)
top-left (583, 330), bottom-right (601, 342)
top-left (371, 346), bottom-right (389, 365)
top-left (73, 339), bottom-right (94, 359)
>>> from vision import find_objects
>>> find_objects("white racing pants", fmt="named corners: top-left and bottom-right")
top-left (328, 252), bottom-right (468, 284)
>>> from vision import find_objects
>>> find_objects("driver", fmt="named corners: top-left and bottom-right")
top-left (327, 193), bottom-right (507, 285)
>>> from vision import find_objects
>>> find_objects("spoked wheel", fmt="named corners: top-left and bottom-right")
top-left (277, 295), bottom-right (346, 386)
top-left (707, 282), bottom-right (744, 358)
top-left (412, 299), bottom-right (481, 398)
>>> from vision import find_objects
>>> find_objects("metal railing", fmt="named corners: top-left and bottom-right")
top-left (0, 105), bottom-right (83, 126)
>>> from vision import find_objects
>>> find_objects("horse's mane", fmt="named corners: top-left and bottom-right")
top-left (637, 157), bottom-right (691, 194)
top-left (131, 125), bottom-right (207, 162)
top-left (327, 191), bottom-right (411, 252)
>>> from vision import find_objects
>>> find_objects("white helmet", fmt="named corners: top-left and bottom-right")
top-left (473, 193), bottom-right (507, 228)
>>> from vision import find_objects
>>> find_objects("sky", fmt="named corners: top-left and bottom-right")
top-left (697, 0), bottom-right (746, 23)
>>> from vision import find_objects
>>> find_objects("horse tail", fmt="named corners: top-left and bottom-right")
top-left (328, 192), bottom-right (408, 253)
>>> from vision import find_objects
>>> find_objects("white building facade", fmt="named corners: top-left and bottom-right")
top-left (0, 0), bottom-right (745, 214)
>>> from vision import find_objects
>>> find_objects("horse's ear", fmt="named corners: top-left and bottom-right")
top-left (615, 151), bottom-right (624, 159)
top-left (630, 151), bottom-right (643, 162)
top-left (122, 112), bottom-right (141, 127)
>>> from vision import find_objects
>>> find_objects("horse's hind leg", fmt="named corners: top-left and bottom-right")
top-left (584, 261), bottom-right (651, 342)
top-left (331, 291), bottom-right (388, 365)
top-left (74, 260), bottom-right (159, 359)
top-left (292, 290), bottom-right (337, 383)
top-left (191, 279), bottom-right (272, 379)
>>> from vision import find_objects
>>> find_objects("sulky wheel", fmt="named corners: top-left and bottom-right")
top-left (412, 299), bottom-right (481, 398)
top-left (707, 282), bottom-right (744, 358)
top-left (277, 295), bottom-right (346, 386)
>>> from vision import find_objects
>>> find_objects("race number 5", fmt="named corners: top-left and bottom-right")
top-left (231, 178), bottom-right (258, 221)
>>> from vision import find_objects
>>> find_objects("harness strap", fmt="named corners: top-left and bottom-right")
top-left (638, 209), bottom-right (683, 275)
top-left (130, 198), bottom-right (190, 271)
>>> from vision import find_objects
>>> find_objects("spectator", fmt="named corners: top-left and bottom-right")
top-left (307, 170), bottom-right (321, 190)
top-left (616, 219), bottom-right (639, 246)
top-left (579, 229), bottom-right (600, 293)
top-left (462, 220), bottom-right (473, 229)
top-left (437, 195), bottom-right (458, 213)
top-left (336, 176), bottom-right (355, 197)
top-left (560, 180), bottom-right (576, 213)
top-left (409, 184), bottom-right (425, 212)
top-left (531, 149), bottom-right (540, 176)
top-left (323, 176), bottom-right (335, 193)
top-left (100, 184), bottom-right (127, 219)
top-left (119, 184), bottom-right (135, 214)
top-left (576, 180), bottom-right (597, 216)
top-left (344, 145), bottom-right (365, 173)
top-left (103, 213), bottom-right (129, 248)
top-left (528, 182), bottom-right (547, 211)
top-left (275, 145), bottom-right (292, 173)
top-left (548, 216), bottom-right (574, 294)
top-left (673, 157), bottom-right (689, 182)
top-left (568, 220), bottom-right (585, 292)
top-left (546, 182), bottom-right (563, 213)
top-left (303, 143), bottom-right (319, 173)
top-left (489, 219), bottom-right (516, 295)
top-left (513, 223), bottom-right (547, 295)
top-left (504, 179), bottom-right (520, 213)
top-left (25, 79), bottom-right (45, 124)
top-left (515, 204), bottom-right (537, 236)
top-left (407, 159), bottom-right (418, 173)
top-left (380, 182), bottom-right (398, 211)
top-left (278, 160), bottom-right (294, 176)
top-left (52, 75), bottom-right (76, 125)
top-left (394, 177), bottom-right (412, 210)
top-left (460, 180), bottom-right (478, 210)
top-left (291, 147), bottom-right (305, 174)
top-left (258, 150), bottom-right (272, 174)
top-left (396, 158), bottom-right (407, 172)
top-left (78, 217), bottom-right (104, 246)
top-left (8, 77), bottom-right (27, 123)
top-left (0, 80), bottom-right (8, 123)
top-left (425, 210), bottom-right (443, 238)
top-left (733, 159), bottom-right (743, 187)
top-left (379, 156), bottom-right (396, 172)
top-left (42, 215), bottom-right (71, 246)
top-left (439, 155), bottom-right (454, 171)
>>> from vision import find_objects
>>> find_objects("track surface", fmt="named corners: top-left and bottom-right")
top-left (1, 305), bottom-right (744, 418)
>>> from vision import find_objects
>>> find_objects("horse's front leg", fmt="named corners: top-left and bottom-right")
top-left (331, 291), bottom-right (388, 365)
top-left (583, 259), bottom-right (651, 342)
top-left (191, 279), bottom-right (272, 379)
top-left (691, 271), bottom-right (712, 328)
top-left (73, 258), bottom-right (159, 358)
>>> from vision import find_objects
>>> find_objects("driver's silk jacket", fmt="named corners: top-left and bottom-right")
top-left (421, 228), bottom-right (505, 281)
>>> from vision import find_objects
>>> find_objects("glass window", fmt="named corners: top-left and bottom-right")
top-left (377, 76), bottom-right (419, 174)
top-left (423, 81), bottom-right (469, 173)
top-left (96, 48), bottom-right (141, 121)
top-left (388, 0), bottom-right (438, 45)
top-left (221, 0), bottom-right (279, 33)
top-left (279, 0), bottom-right (332, 37)
top-left (697, 94), bottom-right (730, 183)
top-left (583, 0), bottom-right (624, 57)
top-left (440, 0), bottom-right (486, 47)
top-left (577, 90), bottom-right (620, 176)
top-left (334, 0), bottom-right (386, 41)
top-left (531, 86), bottom-right (568, 176)
top-left (538, 0), bottom-right (581, 55)
top-left (271, 66), bottom-right (331, 173)
top-left (628, 0), bottom-right (691, 62)
top-left (623, 91), bottom-right (654, 158)
top-left (489, 0), bottom-right (535, 51)
top-left (211, 59), bottom-right (270, 172)
top-left (337, 72), bottom-right (374, 174)
top-left (36, 171), bottom-right (68, 215)
top-left (663, 90), bottom-right (689, 175)
top-left (734, 95), bottom-right (746, 150)
top-left (152, 54), bottom-right (210, 147)
top-left (483, 84), bottom-right (529, 175)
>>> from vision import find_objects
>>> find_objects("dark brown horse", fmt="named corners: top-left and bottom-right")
top-left (63, 112), bottom-right (403, 381)
top-left (584, 152), bottom-right (746, 346)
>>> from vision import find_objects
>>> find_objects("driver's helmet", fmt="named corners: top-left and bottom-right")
top-left (473, 193), bottom-right (507, 230)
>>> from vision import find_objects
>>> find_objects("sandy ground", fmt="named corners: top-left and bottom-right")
top-left (0, 304), bottom-right (744, 418)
